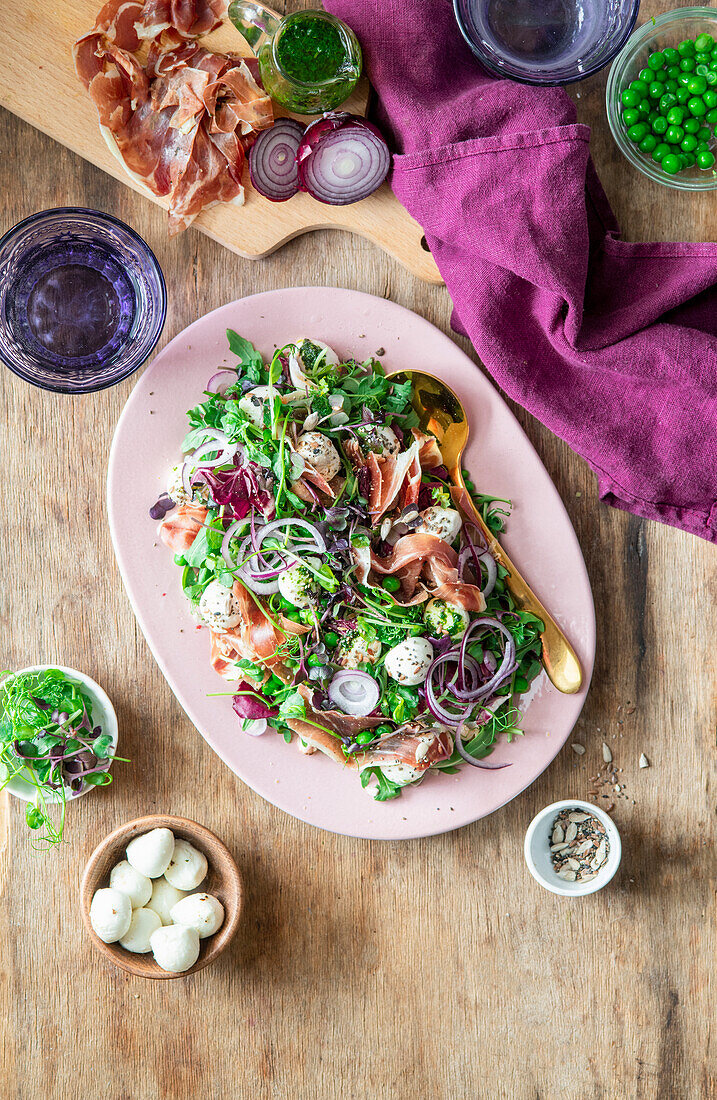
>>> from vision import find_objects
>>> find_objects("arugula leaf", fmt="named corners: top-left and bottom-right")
top-left (226, 329), bottom-right (264, 381)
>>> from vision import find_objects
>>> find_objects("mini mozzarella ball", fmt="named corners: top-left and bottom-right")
top-left (376, 761), bottom-right (423, 787)
top-left (237, 385), bottom-right (272, 427)
top-left (423, 598), bottom-right (470, 639)
top-left (417, 506), bottom-right (463, 544)
top-left (126, 827), bottom-right (175, 879)
top-left (198, 579), bottom-right (243, 633)
top-left (164, 838), bottom-right (208, 891)
top-left (277, 555), bottom-right (321, 609)
top-left (384, 637), bottom-right (434, 685)
top-left (90, 888), bottom-right (132, 944)
top-left (150, 923), bottom-right (200, 974)
top-left (170, 892), bottom-right (225, 939)
top-left (119, 907), bottom-right (162, 953)
top-left (295, 432), bottom-right (341, 481)
top-left (335, 633), bottom-right (382, 669)
top-left (109, 860), bottom-right (152, 909)
top-left (356, 424), bottom-right (400, 456)
top-left (147, 877), bottom-right (188, 926)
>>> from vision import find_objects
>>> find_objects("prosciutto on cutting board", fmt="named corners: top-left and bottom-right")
top-left (74, 0), bottom-right (273, 233)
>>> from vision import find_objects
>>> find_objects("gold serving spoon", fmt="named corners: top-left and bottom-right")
top-left (390, 370), bottom-right (583, 695)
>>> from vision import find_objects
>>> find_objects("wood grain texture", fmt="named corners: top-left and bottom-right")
top-left (0, 0), bottom-right (441, 283)
top-left (0, 1), bottom-right (715, 1097)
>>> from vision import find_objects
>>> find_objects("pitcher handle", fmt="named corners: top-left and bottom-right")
top-left (227, 0), bottom-right (281, 51)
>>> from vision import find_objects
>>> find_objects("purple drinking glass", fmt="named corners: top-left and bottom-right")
top-left (0, 208), bottom-right (166, 394)
top-left (454, 0), bottom-right (641, 86)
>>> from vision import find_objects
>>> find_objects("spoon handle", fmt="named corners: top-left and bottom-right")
top-left (451, 481), bottom-right (583, 695)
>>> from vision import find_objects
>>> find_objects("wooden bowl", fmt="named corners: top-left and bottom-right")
top-left (80, 814), bottom-right (242, 979)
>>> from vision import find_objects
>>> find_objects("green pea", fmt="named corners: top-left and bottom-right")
top-left (706, 71), bottom-right (717, 87)
top-left (638, 67), bottom-right (652, 83)
top-left (355, 730), bottom-right (376, 744)
top-left (621, 88), bottom-right (640, 107)
top-left (324, 631), bottom-right (339, 649)
top-left (697, 125), bottom-right (712, 141)
top-left (666, 105), bottom-right (684, 124)
top-left (688, 74), bottom-right (707, 95)
top-left (279, 595), bottom-right (296, 611)
top-left (681, 153), bottom-right (696, 167)
top-left (704, 89), bottom-right (717, 108)
top-left (695, 63), bottom-right (710, 76)
top-left (676, 87), bottom-right (690, 103)
top-left (652, 142), bottom-right (671, 162)
top-left (374, 724), bottom-right (393, 738)
top-left (630, 78), bottom-right (649, 95)
top-left (688, 96), bottom-right (707, 116)
top-left (654, 68), bottom-right (667, 83)
top-left (683, 116), bottom-right (701, 132)
top-left (695, 140), bottom-right (710, 152)
top-left (678, 39), bottom-right (696, 57)
top-left (698, 149), bottom-right (716, 168)
top-left (677, 72), bottom-right (691, 86)
top-left (173, 554), bottom-right (186, 566)
top-left (639, 133), bottom-right (658, 152)
top-left (695, 53), bottom-right (711, 67)
top-left (382, 576), bottom-right (401, 593)
top-left (651, 115), bottom-right (669, 134)
top-left (680, 57), bottom-right (696, 72)
top-left (666, 65), bottom-right (682, 80)
top-left (664, 79), bottom-right (679, 94)
top-left (680, 133), bottom-right (698, 151)
top-left (627, 122), bottom-right (648, 142)
top-left (648, 50), bottom-right (665, 70)
top-left (663, 47), bottom-right (680, 65)
top-left (696, 33), bottom-right (714, 53)
top-left (705, 107), bottom-right (717, 123)
top-left (659, 92), bottom-right (677, 111)
top-left (665, 125), bottom-right (685, 144)
top-left (307, 653), bottom-right (324, 668)
top-left (648, 81), bottom-right (664, 98)
top-left (661, 152), bottom-right (682, 174)
top-left (286, 609), bottom-right (302, 622)
top-left (638, 99), bottom-right (651, 116)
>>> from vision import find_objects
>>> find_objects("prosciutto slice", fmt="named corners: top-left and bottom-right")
top-left (359, 532), bottom-right (487, 610)
top-left (74, 0), bottom-right (273, 233)
top-left (360, 728), bottom-right (453, 770)
top-left (412, 428), bottom-right (444, 470)
top-left (285, 684), bottom-right (385, 765)
top-left (367, 440), bottom-right (421, 523)
top-left (158, 503), bottom-right (207, 552)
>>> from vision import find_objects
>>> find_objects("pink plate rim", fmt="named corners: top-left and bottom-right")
top-left (108, 287), bottom-right (595, 840)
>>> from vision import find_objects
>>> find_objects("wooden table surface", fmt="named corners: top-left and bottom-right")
top-left (0, 2), bottom-right (714, 1098)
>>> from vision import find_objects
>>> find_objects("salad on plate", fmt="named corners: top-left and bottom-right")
top-left (152, 333), bottom-right (544, 800)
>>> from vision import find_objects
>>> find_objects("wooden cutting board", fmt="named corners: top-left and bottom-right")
top-left (0, 2), bottom-right (442, 283)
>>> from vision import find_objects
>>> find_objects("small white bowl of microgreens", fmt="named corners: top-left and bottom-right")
top-left (0, 665), bottom-right (120, 849)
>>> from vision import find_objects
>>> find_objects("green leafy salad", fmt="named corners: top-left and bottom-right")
top-left (152, 333), bottom-right (544, 800)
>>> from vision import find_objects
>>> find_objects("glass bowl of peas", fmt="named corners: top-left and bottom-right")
top-left (606, 7), bottom-right (717, 189)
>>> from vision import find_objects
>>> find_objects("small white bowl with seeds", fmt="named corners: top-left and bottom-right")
top-left (524, 800), bottom-right (621, 897)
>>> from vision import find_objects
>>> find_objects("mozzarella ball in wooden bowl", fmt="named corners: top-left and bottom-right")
top-left (80, 815), bottom-right (242, 979)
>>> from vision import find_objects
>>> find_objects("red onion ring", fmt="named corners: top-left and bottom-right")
top-left (454, 721), bottom-right (512, 770)
top-left (206, 370), bottom-right (238, 394)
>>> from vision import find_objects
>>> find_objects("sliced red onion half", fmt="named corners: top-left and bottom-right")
top-left (236, 537), bottom-right (283, 595)
top-left (249, 119), bottom-right (304, 202)
top-left (297, 113), bottom-right (391, 206)
top-left (328, 670), bottom-right (380, 717)
top-left (254, 517), bottom-right (326, 555)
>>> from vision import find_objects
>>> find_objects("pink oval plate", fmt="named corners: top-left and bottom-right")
top-left (108, 288), bottom-right (595, 840)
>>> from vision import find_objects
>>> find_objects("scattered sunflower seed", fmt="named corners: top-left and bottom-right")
top-left (571, 743), bottom-right (586, 755)
top-left (639, 753), bottom-right (650, 769)
top-left (602, 742), bottom-right (613, 763)
top-left (548, 807), bottom-right (610, 883)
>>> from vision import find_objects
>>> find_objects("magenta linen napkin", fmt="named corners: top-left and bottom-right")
top-left (325, 0), bottom-right (717, 544)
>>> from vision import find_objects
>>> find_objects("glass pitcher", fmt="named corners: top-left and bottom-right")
top-left (228, 4), bottom-right (362, 114)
